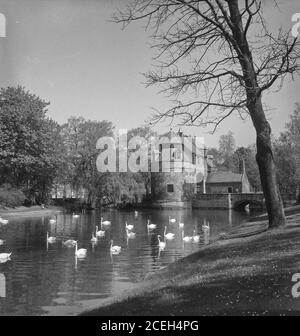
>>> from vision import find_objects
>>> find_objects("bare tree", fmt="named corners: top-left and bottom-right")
top-left (114, 0), bottom-right (300, 228)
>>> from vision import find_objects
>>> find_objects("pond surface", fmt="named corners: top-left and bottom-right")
top-left (0, 208), bottom-right (254, 315)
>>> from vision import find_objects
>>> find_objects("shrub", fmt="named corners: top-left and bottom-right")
top-left (0, 184), bottom-right (25, 207)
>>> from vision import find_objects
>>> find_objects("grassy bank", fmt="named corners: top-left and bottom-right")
top-left (81, 209), bottom-right (300, 316)
top-left (0, 205), bottom-right (63, 219)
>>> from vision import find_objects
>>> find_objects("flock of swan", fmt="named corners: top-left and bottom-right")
top-left (0, 211), bottom-right (211, 263)
top-left (156, 216), bottom-right (210, 250)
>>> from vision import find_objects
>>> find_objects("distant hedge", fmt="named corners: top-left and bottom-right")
top-left (0, 184), bottom-right (25, 207)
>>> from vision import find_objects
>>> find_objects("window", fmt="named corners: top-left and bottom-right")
top-left (167, 184), bottom-right (174, 192)
top-left (228, 187), bottom-right (233, 193)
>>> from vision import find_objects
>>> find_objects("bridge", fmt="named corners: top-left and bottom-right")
top-left (192, 192), bottom-right (265, 210)
top-left (230, 193), bottom-right (265, 210)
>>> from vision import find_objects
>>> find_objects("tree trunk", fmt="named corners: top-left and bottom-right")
top-left (297, 186), bottom-right (300, 204)
top-left (227, 0), bottom-right (286, 229)
top-left (249, 99), bottom-right (286, 228)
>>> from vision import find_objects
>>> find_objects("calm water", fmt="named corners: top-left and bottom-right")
top-left (0, 208), bottom-right (253, 316)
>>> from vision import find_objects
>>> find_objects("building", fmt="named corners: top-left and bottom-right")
top-left (150, 129), bottom-right (205, 208)
top-left (197, 157), bottom-right (252, 194)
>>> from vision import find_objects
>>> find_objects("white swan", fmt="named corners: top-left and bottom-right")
top-left (147, 220), bottom-right (157, 230)
top-left (192, 230), bottom-right (200, 243)
top-left (178, 221), bottom-right (184, 228)
top-left (49, 219), bottom-right (56, 224)
top-left (134, 211), bottom-right (138, 217)
top-left (157, 235), bottom-right (166, 249)
top-left (0, 218), bottom-right (8, 225)
top-left (0, 253), bottom-right (12, 261)
top-left (182, 231), bottom-right (193, 242)
top-left (91, 233), bottom-right (97, 243)
top-left (0, 239), bottom-right (4, 245)
top-left (126, 228), bottom-right (136, 239)
top-left (164, 226), bottom-right (175, 240)
top-left (63, 239), bottom-right (77, 248)
top-left (101, 217), bottom-right (111, 226)
top-left (47, 232), bottom-right (56, 243)
top-left (72, 213), bottom-right (80, 218)
top-left (74, 242), bottom-right (87, 258)
top-left (110, 240), bottom-right (121, 253)
top-left (125, 221), bottom-right (134, 231)
top-left (202, 222), bottom-right (210, 232)
top-left (169, 216), bottom-right (176, 223)
top-left (96, 225), bottom-right (105, 237)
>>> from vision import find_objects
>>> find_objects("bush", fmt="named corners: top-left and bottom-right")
top-left (0, 184), bottom-right (25, 207)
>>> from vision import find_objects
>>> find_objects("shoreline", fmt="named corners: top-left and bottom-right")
top-left (0, 205), bottom-right (63, 219)
top-left (80, 207), bottom-right (300, 316)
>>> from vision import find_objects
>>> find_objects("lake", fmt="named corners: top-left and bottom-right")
top-left (0, 208), bottom-right (254, 315)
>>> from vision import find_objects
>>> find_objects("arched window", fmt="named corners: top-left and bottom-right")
top-left (0, 13), bottom-right (6, 37)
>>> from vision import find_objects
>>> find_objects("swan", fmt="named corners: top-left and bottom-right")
top-left (101, 217), bottom-right (111, 226)
top-left (0, 239), bottom-right (4, 245)
top-left (157, 235), bottom-right (166, 249)
top-left (202, 222), bottom-right (210, 232)
top-left (0, 253), bottom-right (11, 262)
top-left (147, 220), bottom-right (157, 230)
top-left (74, 242), bottom-right (87, 258)
top-left (91, 233), bottom-right (97, 243)
top-left (0, 218), bottom-right (8, 225)
top-left (63, 239), bottom-right (77, 248)
top-left (164, 226), bottom-right (175, 240)
top-left (134, 211), bottom-right (138, 217)
top-left (178, 221), bottom-right (184, 228)
top-left (49, 219), bottom-right (56, 224)
top-left (72, 213), bottom-right (80, 218)
top-left (96, 225), bottom-right (105, 237)
top-left (192, 230), bottom-right (200, 243)
top-left (125, 222), bottom-right (134, 231)
top-left (169, 216), bottom-right (176, 223)
top-left (47, 232), bottom-right (56, 243)
top-left (126, 228), bottom-right (136, 239)
top-left (110, 240), bottom-right (121, 253)
top-left (182, 231), bottom-right (193, 242)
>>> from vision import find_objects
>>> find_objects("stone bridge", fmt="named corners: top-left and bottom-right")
top-left (192, 192), bottom-right (265, 210)
top-left (230, 193), bottom-right (265, 210)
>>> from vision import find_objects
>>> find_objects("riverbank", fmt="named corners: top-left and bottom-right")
top-left (81, 208), bottom-right (300, 316)
top-left (0, 205), bottom-right (63, 219)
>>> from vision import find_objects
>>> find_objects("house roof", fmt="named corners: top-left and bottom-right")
top-left (206, 171), bottom-right (243, 184)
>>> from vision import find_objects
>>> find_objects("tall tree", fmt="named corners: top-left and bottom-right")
top-left (275, 103), bottom-right (300, 202)
top-left (57, 117), bottom-right (115, 207)
top-left (114, 0), bottom-right (300, 228)
top-left (0, 86), bottom-right (61, 203)
top-left (218, 131), bottom-right (236, 170)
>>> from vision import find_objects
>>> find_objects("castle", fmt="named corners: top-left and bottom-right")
top-left (150, 129), bottom-right (252, 208)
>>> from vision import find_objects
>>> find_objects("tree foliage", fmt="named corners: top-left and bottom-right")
top-left (0, 86), bottom-right (61, 204)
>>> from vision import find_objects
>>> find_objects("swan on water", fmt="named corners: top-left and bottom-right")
top-left (169, 216), bottom-right (176, 224)
top-left (96, 225), bottom-right (105, 237)
top-left (47, 232), bottom-right (56, 243)
top-left (157, 235), bottom-right (166, 249)
top-left (192, 230), bottom-right (200, 243)
top-left (125, 222), bottom-right (134, 231)
top-left (182, 231), bottom-right (193, 243)
top-left (110, 240), bottom-right (121, 253)
top-left (164, 226), bottom-right (175, 240)
top-left (74, 242), bottom-right (87, 258)
top-left (147, 220), bottom-right (156, 230)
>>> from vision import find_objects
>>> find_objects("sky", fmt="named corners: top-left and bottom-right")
top-left (0, 0), bottom-right (299, 148)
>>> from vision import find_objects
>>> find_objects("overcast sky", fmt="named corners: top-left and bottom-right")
top-left (0, 0), bottom-right (299, 148)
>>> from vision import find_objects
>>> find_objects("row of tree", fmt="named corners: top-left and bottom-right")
top-left (1, 85), bottom-right (300, 210)
top-left (0, 86), bottom-right (152, 207)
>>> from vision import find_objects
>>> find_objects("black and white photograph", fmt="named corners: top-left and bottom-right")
top-left (0, 0), bottom-right (300, 320)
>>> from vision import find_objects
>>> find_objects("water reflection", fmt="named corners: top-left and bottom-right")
top-left (0, 208), bottom-right (253, 315)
